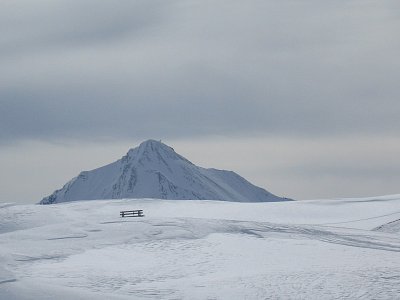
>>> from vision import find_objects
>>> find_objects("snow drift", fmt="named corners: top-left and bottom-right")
top-left (40, 140), bottom-right (289, 204)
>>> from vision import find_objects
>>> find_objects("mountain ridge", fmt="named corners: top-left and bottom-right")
top-left (40, 140), bottom-right (290, 204)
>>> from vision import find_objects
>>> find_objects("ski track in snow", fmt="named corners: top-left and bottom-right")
top-left (1, 196), bottom-right (400, 299)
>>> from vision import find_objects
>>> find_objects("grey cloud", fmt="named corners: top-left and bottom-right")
top-left (1, 0), bottom-right (400, 145)
top-left (0, 0), bottom-right (169, 57)
top-left (280, 164), bottom-right (400, 180)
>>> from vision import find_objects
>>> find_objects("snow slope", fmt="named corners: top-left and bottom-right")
top-left (40, 140), bottom-right (287, 204)
top-left (1, 195), bottom-right (400, 299)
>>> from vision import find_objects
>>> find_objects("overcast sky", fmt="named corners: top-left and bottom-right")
top-left (1, 0), bottom-right (400, 203)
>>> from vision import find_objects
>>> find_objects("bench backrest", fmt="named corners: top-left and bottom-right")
top-left (120, 210), bottom-right (144, 217)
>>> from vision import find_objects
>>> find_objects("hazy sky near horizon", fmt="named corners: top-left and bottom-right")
top-left (1, 0), bottom-right (400, 203)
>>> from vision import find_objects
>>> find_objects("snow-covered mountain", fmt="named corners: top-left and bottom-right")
top-left (40, 140), bottom-right (289, 204)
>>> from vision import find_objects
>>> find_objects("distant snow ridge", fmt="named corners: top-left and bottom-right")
top-left (40, 140), bottom-right (289, 204)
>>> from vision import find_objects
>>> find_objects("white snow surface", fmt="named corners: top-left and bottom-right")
top-left (1, 195), bottom-right (400, 299)
top-left (40, 140), bottom-right (287, 204)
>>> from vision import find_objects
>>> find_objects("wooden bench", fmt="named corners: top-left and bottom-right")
top-left (120, 210), bottom-right (144, 218)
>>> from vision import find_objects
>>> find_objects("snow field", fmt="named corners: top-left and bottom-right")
top-left (1, 196), bottom-right (400, 299)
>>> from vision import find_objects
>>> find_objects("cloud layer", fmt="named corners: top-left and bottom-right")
top-left (1, 0), bottom-right (400, 143)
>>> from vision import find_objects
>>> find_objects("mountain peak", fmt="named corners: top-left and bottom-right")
top-left (40, 140), bottom-right (290, 204)
top-left (139, 139), bottom-right (173, 152)
top-left (125, 139), bottom-right (183, 163)
top-left (144, 139), bottom-right (164, 145)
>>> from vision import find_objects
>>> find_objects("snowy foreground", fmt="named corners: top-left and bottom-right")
top-left (1, 196), bottom-right (400, 299)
